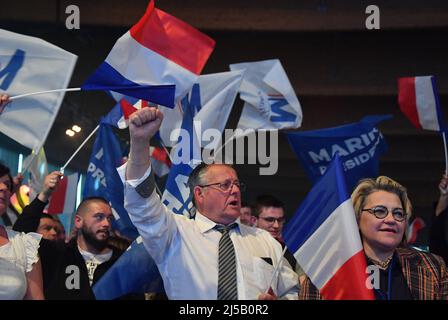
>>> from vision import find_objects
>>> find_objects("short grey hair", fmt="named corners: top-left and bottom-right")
top-left (187, 163), bottom-right (235, 207)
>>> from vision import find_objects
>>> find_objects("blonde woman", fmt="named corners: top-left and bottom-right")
top-left (300, 176), bottom-right (448, 300)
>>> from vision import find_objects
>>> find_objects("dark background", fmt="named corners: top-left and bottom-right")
top-left (1, 0), bottom-right (448, 246)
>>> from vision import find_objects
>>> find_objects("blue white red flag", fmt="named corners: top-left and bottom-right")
top-left (407, 217), bottom-right (425, 245)
top-left (82, 0), bottom-right (215, 108)
top-left (398, 75), bottom-right (446, 132)
top-left (102, 96), bottom-right (151, 129)
top-left (47, 173), bottom-right (78, 215)
top-left (47, 173), bottom-right (79, 238)
top-left (286, 115), bottom-right (391, 191)
top-left (283, 155), bottom-right (375, 300)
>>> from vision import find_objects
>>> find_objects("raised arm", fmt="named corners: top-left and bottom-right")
top-left (13, 171), bottom-right (62, 233)
top-left (126, 107), bottom-right (163, 180)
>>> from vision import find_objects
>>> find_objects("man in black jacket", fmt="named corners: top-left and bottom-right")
top-left (13, 173), bottom-right (128, 299)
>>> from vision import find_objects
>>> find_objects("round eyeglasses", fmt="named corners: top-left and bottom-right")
top-left (361, 205), bottom-right (406, 222)
top-left (259, 216), bottom-right (285, 224)
top-left (199, 180), bottom-right (246, 193)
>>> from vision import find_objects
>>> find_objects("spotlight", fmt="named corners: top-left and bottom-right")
top-left (72, 125), bottom-right (81, 133)
top-left (66, 129), bottom-right (75, 137)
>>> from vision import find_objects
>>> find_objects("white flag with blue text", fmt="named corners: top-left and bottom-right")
top-left (161, 71), bottom-right (243, 217)
top-left (229, 59), bottom-right (302, 136)
top-left (0, 29), bottom-right (77, 151)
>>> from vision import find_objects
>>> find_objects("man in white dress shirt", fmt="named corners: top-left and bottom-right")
top-left (119, 107), bottom-right (299, 300)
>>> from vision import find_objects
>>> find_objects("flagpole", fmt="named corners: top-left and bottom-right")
top-left (264, 245), bottom-right (288, 295)
top-left (157, 138), bottom-right (174, 164)
top-left (9, 88), bottom-right (81, 101)
top-left (443, 131), bottom-right (448, 175)
top-left (61, 124), bottom-right (100, 173)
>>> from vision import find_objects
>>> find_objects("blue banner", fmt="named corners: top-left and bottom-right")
top-left (161, 85), bottom-right (202, 217)
top-left (286, 115), bottom-right (392, 192)
top-left (93, 237), bottom-right (164, 300)
top-left (83, 122), bottom-right (138, 239)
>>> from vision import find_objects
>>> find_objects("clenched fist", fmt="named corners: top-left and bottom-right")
top-left (126, 107), bottom-right (164, 180)
top-left (129, 107), bottom-right (164, 143)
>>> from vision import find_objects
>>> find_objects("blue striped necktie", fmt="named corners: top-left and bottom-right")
top-left (215, 223), bottom-right (238, 300)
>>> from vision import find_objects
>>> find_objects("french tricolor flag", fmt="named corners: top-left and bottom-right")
top-left (102, 96), bottom-right (153, 129)
top-left (283, 156), bottom-right (374, 300)
top-left (47, 173), bottom-right (78, 215)
top-left (398, 76), bottom-right (445, 131)
top-left (82, 0), bottom-right (215, 108)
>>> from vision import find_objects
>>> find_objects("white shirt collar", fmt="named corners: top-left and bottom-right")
top-left (194, 211), bottom-right (242, 234)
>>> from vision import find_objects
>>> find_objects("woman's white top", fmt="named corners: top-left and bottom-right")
top-left (0, 228), bottom-right (41, 300)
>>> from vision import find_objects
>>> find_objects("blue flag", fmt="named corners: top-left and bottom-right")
top-left (286, 115), bottom-right (392, 191)
top-left (93, 236), bottom-right (164, 300)
top-left (161, 84), bottom-right (202, 217)
top-left (83, 122), bottom-right (139, 240)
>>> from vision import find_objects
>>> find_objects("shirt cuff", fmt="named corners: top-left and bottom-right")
top-left (117, 162), bottom-right (156, 198)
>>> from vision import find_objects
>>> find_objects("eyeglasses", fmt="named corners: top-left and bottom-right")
top-left (361, 205), bottom-right (406, 222)
top-left (259, 216), bottom-right (285, 224)
top-left (199, 180), bottom-right (246, 192)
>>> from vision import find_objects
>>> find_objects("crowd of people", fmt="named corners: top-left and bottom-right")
top-left (1, 96), bottom-right (448, 300)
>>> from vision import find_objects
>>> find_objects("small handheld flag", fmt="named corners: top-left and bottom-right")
top-left (398, 75), bottom-right (445, 131)
top-left (82, 0), bottom-right (215, 108)
top-left (283, 155), bottom-right (375, 300)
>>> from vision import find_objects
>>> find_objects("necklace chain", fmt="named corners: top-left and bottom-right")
top-left (368, 255), bottom-right (393, 270)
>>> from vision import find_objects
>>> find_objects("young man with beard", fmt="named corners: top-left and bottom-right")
top-left (14, 196), bottom-right (125, 299)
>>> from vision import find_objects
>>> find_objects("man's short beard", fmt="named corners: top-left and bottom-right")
top-left (80, 226), bottom-right (109, 252)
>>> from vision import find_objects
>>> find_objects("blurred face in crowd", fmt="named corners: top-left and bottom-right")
top-left (359, 190), bottom-right (407, 255)
top-left (195, 165), bottom-right (242, 225)
top-left (75, 200), bottom-right (113, 251)
top-left (240, 206), bottom-right (254, 226)
top-left (55, 220), bottom-right (66, 242)
top-left (256, 206), bottom-right (285, 240)
top-left (0, 174), bottom-right (12, 216)
top-left (37, 217), bottom-right (59, 241)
